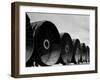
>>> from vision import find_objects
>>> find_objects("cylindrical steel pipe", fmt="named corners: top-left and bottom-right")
top-left (86, 46), bottom-right (90, 63)
top-left (26, 14), bottom-right (34, 67)
top-left (31, 20), bottom-right (61, 66)
top-left (72, 39), bottom-right (81, 64)
top-left (80, 43), bottom-right (87, 63)
top-left (59, 33), bottom-right (73, 65)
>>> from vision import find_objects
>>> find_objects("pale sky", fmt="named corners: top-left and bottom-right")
top-left (27, 12), bottom-right (90, 46)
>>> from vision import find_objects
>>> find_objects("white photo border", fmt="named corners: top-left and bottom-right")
top-left (19, 5), bottom-right (96, 75)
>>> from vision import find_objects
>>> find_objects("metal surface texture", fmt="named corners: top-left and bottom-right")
top-left (26, 14), bottom-right (34, 66)
top-left (86, 46), bottom-right (90, 63)
top-left (59, 33), bottom-right (73, 65)
top-left (80, 43), bottom-right (87, 63)
top-left (72, 39), bottom-right (81, 64)
top-left (27, 20), bottom-right (61, 66)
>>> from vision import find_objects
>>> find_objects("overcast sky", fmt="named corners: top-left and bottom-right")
top-left (27, 12), bottom-right (90, 46)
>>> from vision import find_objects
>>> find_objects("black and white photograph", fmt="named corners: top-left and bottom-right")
top-left (26, 12), bottom-right (90, 67)
top-left (11, 2), bottom-right (97, 78)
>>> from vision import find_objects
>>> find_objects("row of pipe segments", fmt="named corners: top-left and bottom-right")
top-left (26, 14), bottom-right (90, 67)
